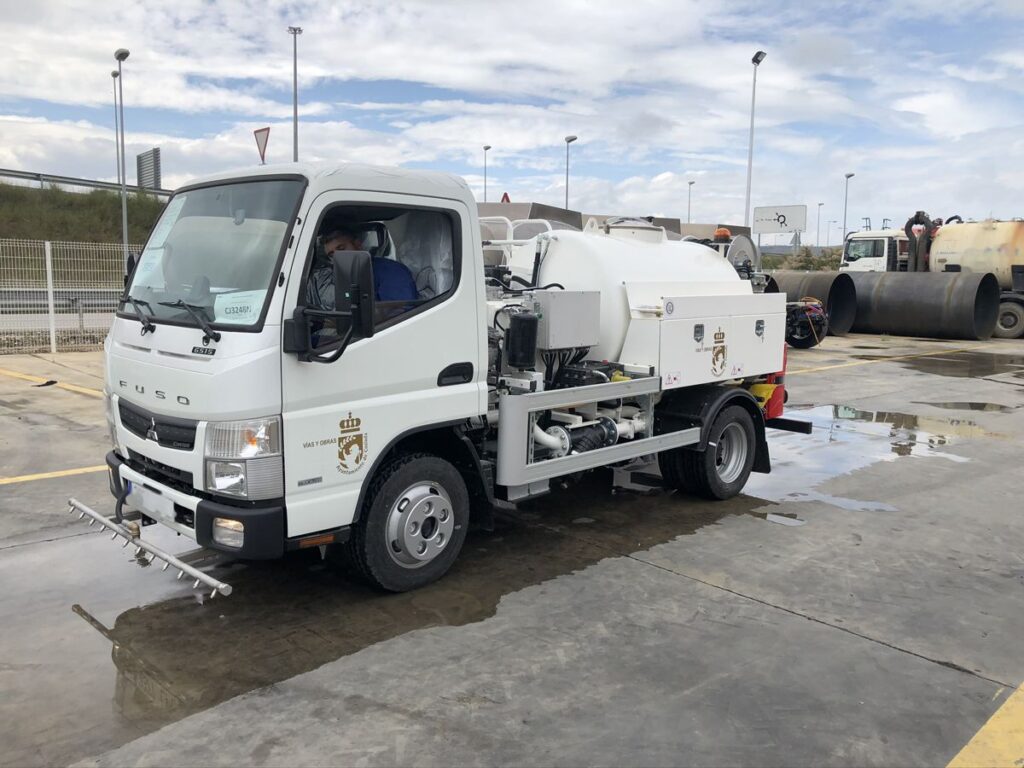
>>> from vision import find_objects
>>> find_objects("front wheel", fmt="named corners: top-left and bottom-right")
top-left (345, 453), bottom-right (469, 592)
top-left (659, 405), bottom-right (756, 500)
top-left (994, 301), bottom-right (1024, 339)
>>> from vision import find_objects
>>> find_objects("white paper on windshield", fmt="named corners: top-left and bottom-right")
top-left (214, 290), bottom-right (266, 324)
top-left (132, 248), bottom-right (165, 289)
top-left (149, 196), bottom-right (186, 248)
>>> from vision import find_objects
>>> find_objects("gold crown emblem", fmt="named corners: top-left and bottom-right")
top-left (713, 329), bottom-right (725, 342)
top-left (339, 412), bottom-right (362, 433)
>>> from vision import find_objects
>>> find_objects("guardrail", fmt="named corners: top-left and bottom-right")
top-left (0, 238), bottom-right (140, 354)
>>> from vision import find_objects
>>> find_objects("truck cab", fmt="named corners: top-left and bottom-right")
top-left (100, 162), bottom-right (794, 595)
top-left (840, 229), bottom-right (909, 272)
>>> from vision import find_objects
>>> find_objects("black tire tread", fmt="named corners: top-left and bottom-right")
top-left (344, 451), bottom-right (467, 591)
top-left (660, 405), bottom-right (754, 501)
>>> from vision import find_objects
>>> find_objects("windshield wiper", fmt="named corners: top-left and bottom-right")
top-left (120, 294), bottom-right (156, 335)
top-left (158, 299), bottom-right (222, 343)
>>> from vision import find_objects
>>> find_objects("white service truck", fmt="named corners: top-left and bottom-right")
top-left (73, 163), bottom-right (806, 596)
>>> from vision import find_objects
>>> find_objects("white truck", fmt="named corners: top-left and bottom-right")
top-left (839, 215), bottom-right (1024, 338)
top-left (73, 163), bottom-right (805, 596)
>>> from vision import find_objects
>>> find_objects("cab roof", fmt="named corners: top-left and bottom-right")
top-left (178, 161), bottom-right (474, 206)
top-left (848, 229), bottom-right (905, 239)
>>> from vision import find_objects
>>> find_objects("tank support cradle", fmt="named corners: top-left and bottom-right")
top-left (67, 497), bottom-right (233, 597)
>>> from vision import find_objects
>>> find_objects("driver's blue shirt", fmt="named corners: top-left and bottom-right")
top-left (307, 256), bottom-right (418, 308)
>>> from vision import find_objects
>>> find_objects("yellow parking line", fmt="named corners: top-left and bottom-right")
top-left (0, 366), bottom-right (104, 398)
top-left (788, 344), bottom-right (988, 376)
top-left (948, 684), bottom-right (1024, 767)
top-left (0, 465), bottom-right (107, 486)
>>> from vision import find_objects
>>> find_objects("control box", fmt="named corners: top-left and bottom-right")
top-left (530, 290), bottom-right (601, 350)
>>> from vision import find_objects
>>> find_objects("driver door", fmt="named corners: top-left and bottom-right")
top-left (279, 190), bottom-right (485, 538)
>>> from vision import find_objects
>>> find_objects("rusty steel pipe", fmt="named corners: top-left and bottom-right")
top-left (847, 271), bottom-right (1000, 340)
top-left (767, 271), bottom-right (857, 336)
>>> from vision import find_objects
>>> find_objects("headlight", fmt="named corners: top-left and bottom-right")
top-left (207, 460), bottom-right (247, 496)
top-left (204, 417), bottom-right (283, 500)
top-left (105, 393), bottom-right (119, 452)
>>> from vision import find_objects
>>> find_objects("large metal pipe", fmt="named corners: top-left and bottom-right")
top-left (848, 271), bottom-right (1000, 340)
top-left (767, 271), bottom-right (857, 335)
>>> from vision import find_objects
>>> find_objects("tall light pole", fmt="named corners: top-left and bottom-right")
top-left (744, 50), bottom-right (766, 228)
top-left (816, 202), bottom-right (823, 248)
top-left (287, 26), bottom-right (303, 162)
top-left (826, 220), bottom-right (837, 247)
top-left (564, 134), bottom-right (577, 210)
top-left (687, 180), bottom-right (696, 223)
top-left (110, 71), bottom-right (122, 188)
top-left (842, 172), bottom-right (855, 246)
top-left (483, 145), bottom-right (491, 202)
top-left (114, 48), bottom-right (130, 265)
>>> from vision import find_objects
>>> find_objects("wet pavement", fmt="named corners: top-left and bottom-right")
top-left (1, 336), bottom-right (1023, 767)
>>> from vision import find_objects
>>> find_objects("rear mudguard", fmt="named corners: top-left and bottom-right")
top-left (654, 386), bottom-right (770, 473)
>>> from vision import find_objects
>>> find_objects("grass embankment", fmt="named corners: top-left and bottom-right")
top-left (0, 182), bottom-right (164, 243)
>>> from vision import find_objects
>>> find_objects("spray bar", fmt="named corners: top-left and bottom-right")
top-left (67, 497), bottom-right (233, 597)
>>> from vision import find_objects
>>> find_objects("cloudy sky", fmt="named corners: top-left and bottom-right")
top-left (2, 0), bottom-right (1023, 244)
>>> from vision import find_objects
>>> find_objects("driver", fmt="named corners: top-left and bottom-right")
top-left (306, 226), bottom-right (364, 311)
top-left (307, 224), bottom-right (419, 311)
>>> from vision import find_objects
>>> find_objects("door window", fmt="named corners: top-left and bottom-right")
top-left (301, 204), bottom-right (460, 349)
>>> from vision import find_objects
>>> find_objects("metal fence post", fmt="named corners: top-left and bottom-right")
top-left (44, 241), bottom-right (57, 353)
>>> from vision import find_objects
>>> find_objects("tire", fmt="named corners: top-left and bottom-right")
top-left (659, 405), bottom-right (756, 501)
top-left (994, 301), bottom-right (1024, 339)
top-left (345, 452), bottom-right (469, 592)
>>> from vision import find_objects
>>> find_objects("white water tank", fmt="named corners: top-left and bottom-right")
top-left (507, 229), bottom-right (749, 361)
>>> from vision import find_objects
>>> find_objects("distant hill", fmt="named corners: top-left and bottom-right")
top-left (0, 182), bottom-right (165, 243)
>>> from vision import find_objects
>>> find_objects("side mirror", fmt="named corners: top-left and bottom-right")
top-left (332, 250), bottom-right (375, 339)
top-left (283, 306), bottom-right (311, 354)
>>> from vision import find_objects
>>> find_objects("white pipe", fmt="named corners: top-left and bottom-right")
top-left (532, 423), bottom-right (563, 450)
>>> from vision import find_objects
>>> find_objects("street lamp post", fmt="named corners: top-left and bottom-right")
top-left (564, 135), bottom-right (577, 210)
top-left (483, 145), bottom-right (491, 202)
top-left (842, 172), bottom-right (855, 246)
top-left (816, 201), bottom-right (823, 248)
top-left (110, 71), bottom-right (122, 188)
top-left (743, 50), bottom-right (767, 228)
top-left (687, 180), bottom-right (695, 224)
top-left (114, 48), bottom-right (130, 265)
top-left (287, 26), bottom-right (303, 162)
top-left (826, 220), bottom-right (837, 247)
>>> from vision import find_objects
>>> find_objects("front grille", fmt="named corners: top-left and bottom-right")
top-left (127, 449), bottom-right (195, 494)
top-left (118, 399), bottom-right (197, 450)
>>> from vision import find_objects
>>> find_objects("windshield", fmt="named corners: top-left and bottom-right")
top-left (125, 179), bottom-right (303, 328)
top-left (843, 238), bottom-right (882, 262)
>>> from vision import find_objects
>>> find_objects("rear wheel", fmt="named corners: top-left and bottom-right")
top-left (659, 405), bottom-right (756, 500)
top-left (994, 301), bottom-right (1024, 339)
top-left (345, 453), bottom-right (469, 592)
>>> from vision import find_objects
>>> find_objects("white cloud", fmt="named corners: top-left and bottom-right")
top-left (0, 0), bottom-right (1022, 232)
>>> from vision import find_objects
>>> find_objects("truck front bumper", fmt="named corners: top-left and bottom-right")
top-left (106, 451), bottom-right (285, 560)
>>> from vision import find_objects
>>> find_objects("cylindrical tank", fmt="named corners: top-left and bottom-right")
top-left (768, 271), bottom-right (857, 336)
top-left (508, 231), bottom-right (748, 361)
top-left (848, 272), bottom-right (1000, 340)
top-left (929, 221), bottom-right (1024, 290)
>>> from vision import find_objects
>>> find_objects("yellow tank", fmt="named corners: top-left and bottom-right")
top-left (929, 220), bottom-right (1024, 291)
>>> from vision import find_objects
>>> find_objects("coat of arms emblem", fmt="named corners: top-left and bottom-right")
top-left (337, 412), bottom-right (367, 473)
top-left (711, 328), bottom-right (728, 377)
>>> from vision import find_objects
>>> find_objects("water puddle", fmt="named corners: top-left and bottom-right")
top-left (893, 351), bottom-right (1024, 381)
top-left (746, 404), bottom-right (979, 511)
top-left (913, 401), bottom-right (1016, 413)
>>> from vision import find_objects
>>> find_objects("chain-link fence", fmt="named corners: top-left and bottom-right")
top-left (0, 238), bottom-right (139, 354)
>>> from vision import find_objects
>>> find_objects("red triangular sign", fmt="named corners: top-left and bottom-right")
top-left (253, 127), bottom-right (270, 164)
top-left (500, 192), bottom-right (511, 203)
